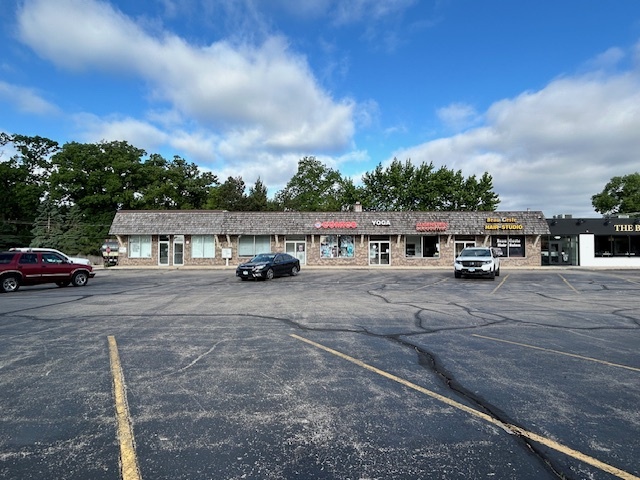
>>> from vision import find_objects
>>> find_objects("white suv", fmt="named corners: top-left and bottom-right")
top-left (454, 247), bottom-right (501, 279)
top-left (9, 248), bottom-right (92, 266)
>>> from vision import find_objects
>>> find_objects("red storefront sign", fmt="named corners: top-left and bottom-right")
top-left (314, 221), bottom-right (358, 229)
top-left (416, 221), bottom-right (448, 232)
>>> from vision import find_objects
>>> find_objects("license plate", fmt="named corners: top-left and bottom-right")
top-left (468, 268), bottom-right (475, 272)
top-left (243, 271), bottom-right (248, 275)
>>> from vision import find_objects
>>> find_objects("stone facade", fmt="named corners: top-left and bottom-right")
top-left (109, 210), bottom-right (549, 268)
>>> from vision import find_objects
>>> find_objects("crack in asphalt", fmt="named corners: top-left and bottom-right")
top-left (3, 275), bottom-right (637, 479)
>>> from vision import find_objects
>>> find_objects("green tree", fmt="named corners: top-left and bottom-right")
top-left (274, 156), bottom-right (348, 211)
top-left (49, 140), bottom-right (147, 212)
top-left (361, 159), bottom-right (425, 210)
top-left (30, 200), bottom-right (66, 250)
top-left (0, 133), bottom-right (59, 249)
top-left (361, 158), bottom-right (499, 211)
top-left (245, 177), bottom-right (269, 211)
top-left (208, 176), bottom-right (248, 210)
top-left (48, 140), bottom-right (148, 251)
top-left (59, 206), bottom-right (99, 255)
top-left (138, 154), bottom-right (218, 209)
top-left (592, 173), bottom-right (640, 216)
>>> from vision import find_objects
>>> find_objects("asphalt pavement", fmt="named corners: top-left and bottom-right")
top-left (0, 267), bottom-right (638, 480)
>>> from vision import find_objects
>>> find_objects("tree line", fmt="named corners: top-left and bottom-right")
top-left (3, 132), bottom-right (637, 255)
top-left (0, 133), bottom-right (501, 254)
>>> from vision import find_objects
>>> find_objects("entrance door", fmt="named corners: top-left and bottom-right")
top-left (173, 235), bottom-right (184, 266)
top-left (369, 240), bottom-right (390, 265)
top-left (286, 241), bottom-right (306, 265)
top-left (159, 235), bottom-right (170, 266)
top-left (549, 241), bottom-right (572, 265)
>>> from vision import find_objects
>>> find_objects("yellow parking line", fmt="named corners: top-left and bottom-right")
top-left (558, 273), bottom-right (580, 293)
top-left (471, 334), bottom-right (640, 372)
top-left (291, 334), bottom-right (639, 480)
top-left (491, 274), bottom-right (509, 294)
top-left (108, 336), bottom-right (142, 480)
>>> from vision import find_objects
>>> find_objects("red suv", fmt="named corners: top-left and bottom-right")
top-left (0, 250), bottom-right (95, 293)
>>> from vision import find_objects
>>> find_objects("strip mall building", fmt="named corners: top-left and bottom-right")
top-left (108, 209), bottom-right (550, 268)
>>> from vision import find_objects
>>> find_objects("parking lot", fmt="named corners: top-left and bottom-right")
top-left (0, 268), bottom-right (639, 480)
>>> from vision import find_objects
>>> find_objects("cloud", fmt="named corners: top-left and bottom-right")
top-left (17, 0), bottom-right (355, 155)
top-left (331, 0), bottom-right (417, 26)
top-left (436, 103), bottom-right (481, 132)
top-left (392, 70), bottom-right (640, 217)
top-left (0, 81), bottom-right (60, 115)
top-left (73, 113), bottom-right (169, 149)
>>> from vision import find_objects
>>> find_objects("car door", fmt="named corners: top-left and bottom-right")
top-left (40, 252), bottom-right (72, 282)
top-left (273, 254), bottom-right (287, 276)
top-left (17, 253), bottom-right (41, 284)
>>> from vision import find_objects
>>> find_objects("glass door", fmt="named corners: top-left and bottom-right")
top-left (173, 235), bottom-right (184, 266)
top-left (369, 240), bottom-right (390, 265)
top-left (286, 241), bottom-right (306, 265)
top-left (159, 235), bottom-right (170, 266)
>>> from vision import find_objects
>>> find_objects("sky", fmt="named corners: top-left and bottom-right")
top-left (2, 0), bottom-right (640, 218)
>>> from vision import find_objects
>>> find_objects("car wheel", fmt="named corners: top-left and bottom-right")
top-left (1, 275), bottom-right (20, 293)
top-left (495, 267), bottom-right (500, 277)
top-left (290, 265), bottom-right (299, 276)
top-left (265, 268), bottom-right (274, 280)
top-left (72, 271), bottom-right (89, 287)
top-left (454, 271), bottom-right (461, 278)
top-left (489, 270), bottom-right (496, 280)
top-left (56, 281), bottom-right (71, 288)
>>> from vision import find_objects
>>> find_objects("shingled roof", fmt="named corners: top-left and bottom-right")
top-left (110, 210), bottom-right (550, 236)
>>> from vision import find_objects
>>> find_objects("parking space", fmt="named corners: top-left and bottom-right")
top-left (0, 268), bottom-right (638, 479)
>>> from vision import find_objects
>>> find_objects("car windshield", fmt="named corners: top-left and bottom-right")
top-left (252, 254), bottom-right (275, 262)
top-left (461, 249), bottom-right (490, 257)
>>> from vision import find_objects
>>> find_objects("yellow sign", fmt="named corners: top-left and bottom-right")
top-left (485, 217), bottom-right (523, 230)
top-left (614, 224), bottom-right (640, 232)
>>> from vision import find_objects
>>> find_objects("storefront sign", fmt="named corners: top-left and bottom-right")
top-left (314, 221), bottom-right (357, 229)
top-left (495, 237), bottom-right (522, 247)
top-left (614, 224), bottom-right (640, 232)
top-left (485, 217), bottom-right (523, 231)
top-left (371, 220), bottom-right (391, 226)
top-left (416, 222), bottom-right (448, 232)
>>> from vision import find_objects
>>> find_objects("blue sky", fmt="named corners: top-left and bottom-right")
top-left (2, 0), bottom-right (640, 217)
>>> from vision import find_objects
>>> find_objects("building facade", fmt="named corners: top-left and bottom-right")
top-left (108, 210), bottom-right (550, 268)
top-left (543, 217), bottom-right (640, 267)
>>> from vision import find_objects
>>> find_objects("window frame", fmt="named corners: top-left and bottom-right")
top-left (405, 235), bottom-right (440, 258)
top-left (491, 235), bottom-right (525, 258)
top-left (320, 235), bottom-right (355, 258)
top-left (191, 235), bottom-right (216, 259)
top-left (129, 235), bottom-right (152, 258)
top-left (238, 235), bottom-right (271, 257)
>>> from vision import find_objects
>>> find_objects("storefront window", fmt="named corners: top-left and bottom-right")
top-left (191, 235), bottom-right (215, 258)
top-left (238, 235), bottom-right (271, 256)
top-left (129, 235), bottom-right (152, 258)
top-left (405, 235), bottom-right (439, 257)
top-left (320, 235), bottom-right (354, 258)
top-left (492, 235), bottom-right (525, 258)
top-left (594, 235), bottom-right (640, 257)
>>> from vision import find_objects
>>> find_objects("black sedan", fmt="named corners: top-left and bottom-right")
top-left (236, 252), bottom-right (301, 280)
